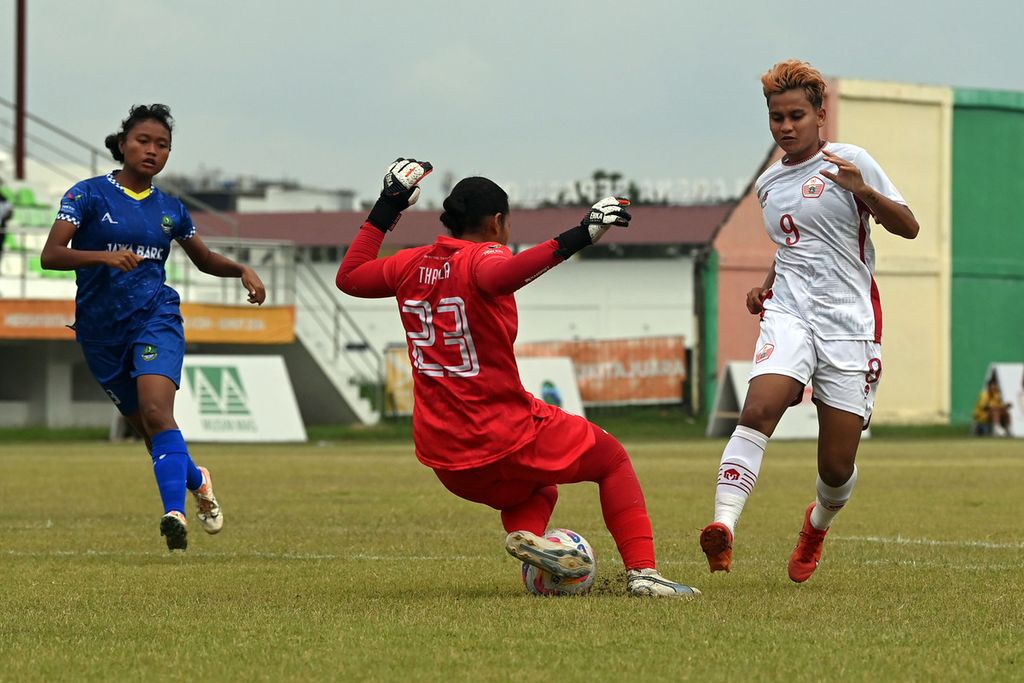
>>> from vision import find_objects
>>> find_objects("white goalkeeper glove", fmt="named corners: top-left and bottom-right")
top-left (554, 196), bottom-right (632, 259)
top-left (581, 196), bottom-right (632, 244)
top-left (366, 158), bottom-right (434, 232)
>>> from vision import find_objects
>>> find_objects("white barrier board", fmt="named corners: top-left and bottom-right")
top-left (517, 356), bottom-right (586, 418)
top-left (981, 363), bottom-right (1024, 438)
top-left (707, 361), bottom-right (871, 441)
top-left (176, 355), bottom-right (307, 442)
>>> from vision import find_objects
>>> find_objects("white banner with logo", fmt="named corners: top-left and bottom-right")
top-left (176, 355), bottom-right (307, 442)
top-left (707, 361), bottom-right (871, 440)
top-left (982, 363), bottom-right (1024, 438)
top-left (517, 357), bottom-right (586, 418)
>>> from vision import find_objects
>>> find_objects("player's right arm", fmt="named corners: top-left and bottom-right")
top-left (746, 262), bottom-right (776, 314)
top-left (41, 183), bottom-right (143, 272)
top-left (40, 220), bottom-right (143, 272)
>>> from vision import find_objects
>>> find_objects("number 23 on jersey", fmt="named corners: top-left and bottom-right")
top-left (402, 296), bottom-right (481, 377)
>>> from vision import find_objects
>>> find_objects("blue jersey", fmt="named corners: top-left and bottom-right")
top-left (56, 172), bottom-right (196, 343)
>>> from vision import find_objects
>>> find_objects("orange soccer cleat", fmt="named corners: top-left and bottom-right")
top-left (699, 522), bottom-right (734, 573)
top-left (788, 502), bottom-right (829, 583)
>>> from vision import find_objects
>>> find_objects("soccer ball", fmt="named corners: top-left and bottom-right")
top-left (521, 528), bottom-right (596, 596)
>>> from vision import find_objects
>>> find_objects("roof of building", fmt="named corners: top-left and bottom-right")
top-left (192, 204), bottom-right (733, 247)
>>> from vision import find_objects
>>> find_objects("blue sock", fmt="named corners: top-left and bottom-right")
top-left (185, 460), bottom-right (204, 491)
top-left (151, 429), bottom-right (202, 514)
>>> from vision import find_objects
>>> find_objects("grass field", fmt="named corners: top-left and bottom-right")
top-left (1, 431), bottom-right (1022, 682)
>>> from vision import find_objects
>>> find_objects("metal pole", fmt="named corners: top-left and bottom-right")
top-left (15, 0), bottom-right (27, 179)
top-left (20, 236), bottom-right (27, 298)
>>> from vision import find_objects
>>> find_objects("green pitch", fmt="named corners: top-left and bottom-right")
top-left (1, 435), bottom-right (1021, 682)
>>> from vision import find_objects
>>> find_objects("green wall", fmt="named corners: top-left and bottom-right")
top-left (951, 90), bottom-right (1024, 422)
top-left (699, 248), bottom-right (718, 415)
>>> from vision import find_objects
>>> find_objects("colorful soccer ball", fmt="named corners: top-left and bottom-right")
top-left (521, 528), bottom-right (596, 596)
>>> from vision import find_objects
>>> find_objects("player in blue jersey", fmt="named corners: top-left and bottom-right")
top-left (40, 104), bottom-right (266, 551)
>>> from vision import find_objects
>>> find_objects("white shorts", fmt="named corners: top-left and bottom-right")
top-left (749, 309), bottom-right (882, 426)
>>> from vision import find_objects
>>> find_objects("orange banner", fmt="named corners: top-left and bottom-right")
top-left (0, 300), bottom-right (294, 344)
top-left (516, 336), bottom-right (687, 405)
top-left (180, 303), bottom-right (295, 344)
top-left (0, 299), bottom-right (76, 339)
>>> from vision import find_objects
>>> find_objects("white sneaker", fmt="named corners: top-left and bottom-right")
top-left (505, 530), bottom-right (593, 578)
top-left (626, 568), bottom-right (701, 598)
top-left (160, 510), bottom-right (188, 551)
top-left (191, 466), bottom-right (223, 534)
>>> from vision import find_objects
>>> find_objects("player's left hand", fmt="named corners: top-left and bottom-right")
top-left (820, 150), bottom-right (868, 195)
top-left (241, 266), bottom-right (266, 305)
top-left (366, 158), bottom-right (433, 232)
top-left (581, 196), bottom-right (632, 244)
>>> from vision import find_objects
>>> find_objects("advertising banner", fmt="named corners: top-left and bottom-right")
top-left (516, 336), bottom-right (686, 405)
top-left (180, 304), bottom-right (295, 344)
top-left (384, 344), bottom-right (416, 416)
top-left (383, 347), bottom-right (585, 417)
top-left (176, 355), bottom-right (306, 442)
top-left (981, 363), bottom-right (1024, 438)
top-left (517, 357), bottom-right (585, 417)
top-left (707, 361), bottom-right (871, 441)
top-left (0, 300), bottom-right (294, 344)
top-left (0, 299), bottom-right (75, 339)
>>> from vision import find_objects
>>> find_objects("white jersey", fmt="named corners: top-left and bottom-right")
top-left (755, 142), bottom-right (906, 343)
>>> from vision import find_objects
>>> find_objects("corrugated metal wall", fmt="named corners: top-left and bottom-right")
top-left (950, 89), bottom-right (1024, 423)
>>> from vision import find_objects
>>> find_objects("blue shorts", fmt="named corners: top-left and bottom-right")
top-left (79, 312), bottom-right (185, 416)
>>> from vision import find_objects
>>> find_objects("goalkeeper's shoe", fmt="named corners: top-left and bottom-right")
top-left (788, 502), bottom-right (828, 583)
top-left (505, 530), bottom-right (593, 579)
top-left (160, 510), bottom-right (188, 551)
top-left (699, 521), bottom-right (734, 573)
top-left (191, 466), bottom-right (223, 534)
top-left (626, 568), bottom-right (701, 598)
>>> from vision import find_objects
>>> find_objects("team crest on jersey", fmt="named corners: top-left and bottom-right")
top-left (802, 176), bottom-right (826, 199)
top-left (755, 343), bottom-right (774, 363)
top-left (160, 215), bottom-right (175, 235)
top-left (141, 345), bottom-right (158, 361)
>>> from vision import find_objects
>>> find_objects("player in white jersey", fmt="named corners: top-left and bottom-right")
top-left (699, 60), bottom-right (920, 582)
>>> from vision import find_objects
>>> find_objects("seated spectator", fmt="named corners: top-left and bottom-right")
top-left (973, 375), bottom-right (1011, 436)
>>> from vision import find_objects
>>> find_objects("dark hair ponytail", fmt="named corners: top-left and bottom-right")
top-left (104, 104), bottom-right (174, 162)
top-left (440, 177), bottom-right (509, 237)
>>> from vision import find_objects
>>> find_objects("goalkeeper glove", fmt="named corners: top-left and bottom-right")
top-left (554, 196), bottom-right (632, 259)
top-left (366, 158), bottom-right (433, 232)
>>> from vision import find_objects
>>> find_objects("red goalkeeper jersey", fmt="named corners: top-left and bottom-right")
top-left (337, 224), bottom-right (594, 470)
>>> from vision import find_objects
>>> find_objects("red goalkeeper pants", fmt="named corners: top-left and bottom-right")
top-left (433, 420), bottom-right (655, 570)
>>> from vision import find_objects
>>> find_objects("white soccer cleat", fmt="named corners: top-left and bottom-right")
top-left (160, 510), bottom-right (188, 551)
top-left (626, 568), bottom-right (701, 598)
top-left (191, 466), bottom-right (223, 534)
top-left (505, 530), bottom-right (593, 579)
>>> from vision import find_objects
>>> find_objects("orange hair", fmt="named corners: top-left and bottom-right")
top-left (761, 60), bottom-right (826, 109)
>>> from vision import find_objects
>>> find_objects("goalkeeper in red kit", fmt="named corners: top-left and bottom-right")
top-left (337, 159), bottom-right (700, 598)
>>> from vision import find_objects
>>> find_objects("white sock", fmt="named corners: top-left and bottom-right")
top-left (810, 466), bottom-right (858, 530)
top-left (713, 425), bottom-right (768, 533)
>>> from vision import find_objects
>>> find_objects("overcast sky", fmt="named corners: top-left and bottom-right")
top-left (3, 0), bottom-right (1023, 207)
